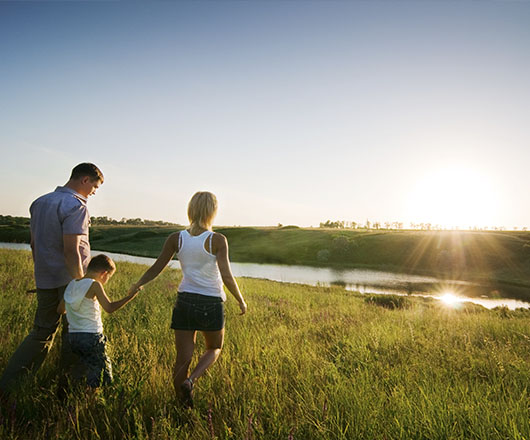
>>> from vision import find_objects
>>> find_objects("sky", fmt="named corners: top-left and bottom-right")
top-left (1, 1), bottom-right (529, 229)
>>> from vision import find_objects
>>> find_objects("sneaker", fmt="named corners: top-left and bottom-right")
top-left (179, 378), bottom-right (194, 409)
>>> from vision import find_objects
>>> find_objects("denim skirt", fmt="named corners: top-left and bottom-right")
top-left (171, 291), bottom-right (225, 331)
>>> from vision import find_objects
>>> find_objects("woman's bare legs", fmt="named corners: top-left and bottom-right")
top-left (174, 329), bottom-right (224, 407)
top-left (173, 330), bottom-right (196, 397)
top-left (188, 329), bottom-right (224, 383)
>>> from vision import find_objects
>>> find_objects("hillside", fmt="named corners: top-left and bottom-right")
top-left (1, 224), bottom-right (530, 291)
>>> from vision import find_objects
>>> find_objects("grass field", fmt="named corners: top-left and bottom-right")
top-left (1, 249), bottom-right (529, 439)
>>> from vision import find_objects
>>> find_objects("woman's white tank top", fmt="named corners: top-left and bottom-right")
top-left (64, 278), bottom-right (104, 333)
top-left (176, 230), bottom-right (225, 301)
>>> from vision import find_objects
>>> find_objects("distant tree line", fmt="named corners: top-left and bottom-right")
top-left (0, 215), bottom-right (179, 227)
top-left (90, 216), bottom-right (180, 226)
top-left (0, 214), bottom-right (527, 231)
top-left (0, 215), bottom-right (30, 226)
top-left (319, 219), bottom-right (528, 231)
top-left (319, 220), bottom-right (405, 230)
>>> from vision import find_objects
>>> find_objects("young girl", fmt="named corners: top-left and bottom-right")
top-left (61, 254), bottom-right (141, 388)
top-left (130, 191), bottom-right (247, 408)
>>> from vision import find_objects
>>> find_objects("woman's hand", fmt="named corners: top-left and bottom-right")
top-left (238, 300), bottom-right (247, 315)
top-left (128, 283), bottom-right (143, 296)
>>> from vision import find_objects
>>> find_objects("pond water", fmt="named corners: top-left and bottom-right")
top-left (2, 242), bottom-right (529, 310)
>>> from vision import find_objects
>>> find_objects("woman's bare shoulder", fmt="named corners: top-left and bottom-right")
top-left (212, 232), bottom-right (227, 242)
top-left (167, 231), bottom-right (182, 242)
top-left (212, 232), bottom-right (228, 252)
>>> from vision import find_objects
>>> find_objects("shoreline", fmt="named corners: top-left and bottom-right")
top-left (4, 225), bottom-right (530, 289)
top-left (2, 243), bottom-right (529, 308)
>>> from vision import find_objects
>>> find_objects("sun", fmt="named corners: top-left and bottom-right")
top-left (406, 164), bottom-right (499, 228)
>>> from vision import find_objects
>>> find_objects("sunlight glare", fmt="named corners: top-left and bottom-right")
top-left (406, 164), bottom-right (500, 228)
top-left (440, 292), bottom-right (462, 306)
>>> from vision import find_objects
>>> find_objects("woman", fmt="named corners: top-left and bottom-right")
top-left (130, 192), bottom-right (247, 408)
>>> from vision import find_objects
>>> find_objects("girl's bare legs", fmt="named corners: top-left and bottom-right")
top-left (173, 330), bottom-right (196, 396)
top-left (188, 329), bottom-right (224, 383)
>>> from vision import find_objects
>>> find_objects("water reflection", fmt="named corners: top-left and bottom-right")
top-left (439, 293), bottom-right (461, 306)
top-left (2, 242), bottom-right (529, 310)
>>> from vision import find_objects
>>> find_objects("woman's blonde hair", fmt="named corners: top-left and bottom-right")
top-left (187, 191), bottom-right (218, 230)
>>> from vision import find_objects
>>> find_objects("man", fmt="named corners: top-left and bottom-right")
top-left (0, 163), bottom-right (104, 392)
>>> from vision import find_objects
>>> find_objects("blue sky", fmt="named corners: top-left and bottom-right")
top-left (1, 1), bottom-right (529, 228)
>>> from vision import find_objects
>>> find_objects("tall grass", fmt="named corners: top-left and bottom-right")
top-left (0, 249), bottom-right (529, 439)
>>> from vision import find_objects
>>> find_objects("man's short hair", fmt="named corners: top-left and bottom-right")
top-left (87, 254), bottom-right (116, 273)
top-left (70, 163), bottom-right (104, 183)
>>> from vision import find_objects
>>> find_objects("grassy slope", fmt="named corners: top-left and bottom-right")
top-left (1, 249), bottom-right (529, 439)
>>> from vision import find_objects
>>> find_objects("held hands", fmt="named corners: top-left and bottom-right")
top-left (128, 283), bottom-right (143, 296)
top-left (57, 299), bottom-right (66, 315)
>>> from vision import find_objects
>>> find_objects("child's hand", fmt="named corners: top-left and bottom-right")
top-left (57, 299), bottom-right (66, 315)
top-left (128, 283), bottom-right (143, 296)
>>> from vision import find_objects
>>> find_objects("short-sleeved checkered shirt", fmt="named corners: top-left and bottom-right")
top-left (30, 186), bottom-right (91, 289)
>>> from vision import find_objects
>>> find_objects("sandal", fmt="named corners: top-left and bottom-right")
top-left (180, 378), bottom-right (194, 409)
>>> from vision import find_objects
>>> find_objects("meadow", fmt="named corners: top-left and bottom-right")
top-left (0, 248), bottom-right (529, 439)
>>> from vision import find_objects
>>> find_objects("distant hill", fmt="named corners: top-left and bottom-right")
top-left (2, 224), bottom-right (529, 295)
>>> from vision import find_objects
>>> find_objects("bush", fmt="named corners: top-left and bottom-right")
top-left (279, 225), bottom-right (300, 230)
top-left (364, 294), bottom-right (410, 310)
top-left (316, 249), bottom-right (330, 262)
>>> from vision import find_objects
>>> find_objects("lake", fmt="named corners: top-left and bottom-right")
top-left (2, 242), bottom-right (529, 310)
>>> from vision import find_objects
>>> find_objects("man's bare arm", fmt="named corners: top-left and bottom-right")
top-left (30, 231), bottom-right (35, 262)
top-left (63, 234), bottom-right (84, 280)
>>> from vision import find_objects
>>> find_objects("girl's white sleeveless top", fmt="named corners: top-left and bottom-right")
top-left (64, 278), bottom-right (104, 333)
top-left (177, 230), bottom-right (226, 301)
